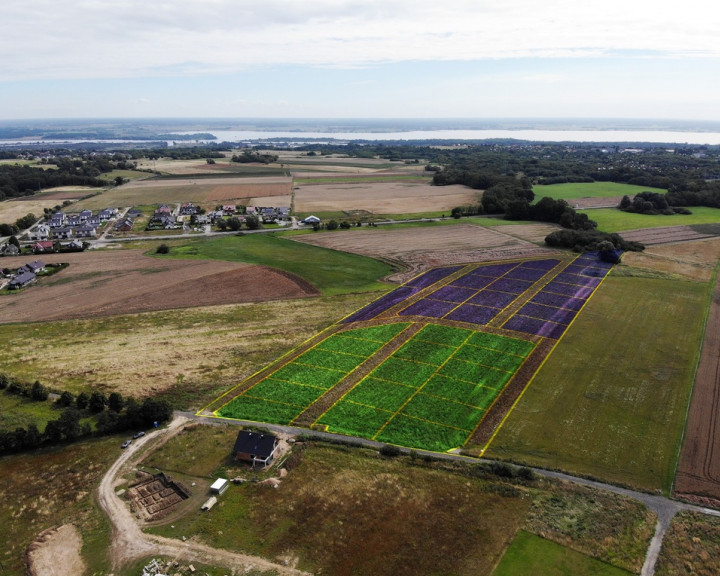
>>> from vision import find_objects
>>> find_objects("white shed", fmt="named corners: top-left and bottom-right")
top-left (210, 478), bottom-right (229, 495)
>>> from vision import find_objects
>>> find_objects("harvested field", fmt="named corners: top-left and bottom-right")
top-left (295, 223), bottom-right (558, 282)
top-left (570, 196), bottom-right (624, 209)
top-left (0, 198), bottom-right (68, 224)
top-left (620, 225), bottom-right (718, 245)
top-left (621, 238), bottom-right (720, 282)
top-left (0, 249), bottom-right (317, 323)
top-left (27, 524), bottom-right (86, 576)
top-left (76, 177), bottom-right (293, 210)
top-left (488, 223), bottom-right (561, 245)
top-left (293, 181), bottom-right (475, 215)
top-left (674, 265), bottom-right (720, 504)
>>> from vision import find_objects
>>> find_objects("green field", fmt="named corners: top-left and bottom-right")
top-left (161, 233), bottom-right (394, 295)
top-left (492, 531), bottom-right (633, 576)
top-left (316, 324), bottom-right (535, 452)
top-left (0, 391), bottom-right (62, 432)
top-left (579, 206), bottom-right (720, 232)
top-left (487, 273), bottom-right (709, 493)
top-left (533, 182), bottom-right (666, 201)
top-left (216, 323), bottom-right (411, 424)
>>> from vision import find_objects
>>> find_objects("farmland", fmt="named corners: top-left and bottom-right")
top-left (213, 254), bottom-right (614, 453)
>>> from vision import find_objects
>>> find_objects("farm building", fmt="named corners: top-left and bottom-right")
top-left (233, 430), bottom-right (279, 468)
top-left (301, 215), bottom-right (321, 225)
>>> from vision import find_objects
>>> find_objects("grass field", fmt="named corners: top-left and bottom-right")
top-left (0, 390), bottom-right (62, 432)
top-left (162, 233), bottom-right (394, 295)
top-left (492, 531), bottom-right (633, 576)
top-left (533, 182), bottom-right (666, 201)
top-left (0, 436), bottom-right (119, 575)
top-left (579, 206), bottom-right (720, 232)
top-left (144, 434), bottom-right (652, 576)
top-left (486, 272), bottom-right (709, 493)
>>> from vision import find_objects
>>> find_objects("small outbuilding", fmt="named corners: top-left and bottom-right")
top-left (210, 478), bottom-right (229, 495)
top-left (233, 430), bottom-right (279, 468)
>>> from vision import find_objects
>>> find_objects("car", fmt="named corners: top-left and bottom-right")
top-left (133, 431), bottom-right (145, 439)
top-left (121, 440), bottom-right (132, 449)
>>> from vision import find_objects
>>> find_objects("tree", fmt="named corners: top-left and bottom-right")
top-left (140, 397), bottom-right (172, 426)
top-left (0, 223), bottom-right (17, 236)
top-left (89, 391), bottom-right (107, 413)
top-left (326, 219), bottom-right (339, 230)
top-left (215, 219), bottom-right (228, 231)
top-left (76, 391), bottom-right (89, 410)
top-left (15, 213), bottom-right (37, 230)
top-left (206, 158), bottom-right (216, 164)
top-left (30, 380), bottom-right (49, 401)
top-left (226, 216), bottom-right (242, 231)
top-left (155, 243), bottom-right (169, 254)
top-left (57, 390), bottom-right (74, 407)
top-left (108, 391), bottom-right (124, 413)
top-left (9, 235), bottom-right (20, 249)
top-left (114, 176), bottom-right (125, 186)
top-left (339, 220), bottom-right (351, 229)
top-left (245, 214), bottom-right (260, 230)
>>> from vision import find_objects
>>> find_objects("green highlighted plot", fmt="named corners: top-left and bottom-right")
top-left (217, 323), bottom-right (411, 425)
top-left (317, 324), bottom-right (535, 452)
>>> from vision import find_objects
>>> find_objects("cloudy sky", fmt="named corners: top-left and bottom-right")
top-left (2, 0), bottom-right (719, 120)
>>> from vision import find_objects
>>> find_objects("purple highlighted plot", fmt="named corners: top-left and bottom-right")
top-left (406, 265), bottom-right (464, 289)
top-left (399, 298), bottom-right (458, 318)
top-left (432, 285), bottom-right (477, 303)
top-left (343, 286), bottom-right (417, 323)
top-left (564, 263), bottom-right (608, 278)
top-left (503, 315), bottom-right (567, 339)
top-left (450, 274), bottom-right (495, 290)
top-left (468, 289), bottom-right (517, 308)
top-left (446, 303), bottom-right (500, 325)
top-left (554, 273), bottom-right (602, 288)
top-left (523, 258), bottom-right (561, 271)
top-left (487, 277), bottom-right (533, 294)
top-left (543, 280), bottom-right (594, 299)
top-left (516, 302), bottom-right (577, 325)
top-left (505, 267), bottom-right (548, 282)
top-left (530, 291), bottom-right (585, 311)
top-left (474, 262), bottom-right (520, 277)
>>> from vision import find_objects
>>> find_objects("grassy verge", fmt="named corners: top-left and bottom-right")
top-left (159, 233), bottom-right (394, 295)
top-left (533, 182), bottom-right (666, 201)
top-left (486, 271), bottom-right (708, 493)
top-left (579, 206), bottom-right (720, 232)
top-left (492, 531), bottom-right (634, 576)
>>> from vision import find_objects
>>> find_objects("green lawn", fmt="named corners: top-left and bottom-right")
top-left (159, 233), bottom-right (394, 295)
top-left (534, 182), bottom-right (666, 201)
top-left (579, 206), bottom-right (720, 233)
top-left (0, 391), bottom-right (61, 432)
top-left (493, 531), bottom-right (633, 576)
top-left (487, 273), bottom-right (709, 493)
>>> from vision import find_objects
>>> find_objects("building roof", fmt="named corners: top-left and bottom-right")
top-left (233, 430), bottom-right (278, 458)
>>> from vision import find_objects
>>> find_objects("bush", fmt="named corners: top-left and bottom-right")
top-left (155, 243), bottom-right (170, 254)
top-left (379, 444), bottom-right (402, 458)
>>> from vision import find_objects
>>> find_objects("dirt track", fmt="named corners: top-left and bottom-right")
top-left (97, 416), bottom-right (310, 575)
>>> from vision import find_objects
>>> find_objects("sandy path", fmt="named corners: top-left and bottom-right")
top-left (97, 416), bottom-right (310, 575)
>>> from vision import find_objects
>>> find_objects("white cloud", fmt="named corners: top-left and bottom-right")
top-left (1, 0), bottom-right (718, 81)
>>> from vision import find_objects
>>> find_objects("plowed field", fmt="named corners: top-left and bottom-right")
top-left (0, 250), bottom-right (317, 323)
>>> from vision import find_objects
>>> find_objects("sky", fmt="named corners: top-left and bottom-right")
top-left (2, 0), bottom-right (719, 120)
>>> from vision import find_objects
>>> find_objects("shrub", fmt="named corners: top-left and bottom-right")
top-left (155, 243), bottom-right (170, 254)
top-left (379, 444), bottom-right (402, 458)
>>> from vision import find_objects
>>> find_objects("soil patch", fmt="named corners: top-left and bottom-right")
top-left (0, 249), bottom-right (317, 323)
top-left (296, 224), bottom-right (558, 283)
top-left (26, 524), bottom-right (86, 576)
top-left (293, 181), bottom-right (477, 215)
top-left (621, 225), bottom-right (717, 245)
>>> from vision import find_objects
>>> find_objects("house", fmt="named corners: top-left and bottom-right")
top-left (49, 213), bottom-right (65, 228)
top-left (222, 205), bottom-right (237, 214)
top-left (52, 227), bottom-right (73, 239)
top-left (66, 215), bottom-right (81, 227)
top-left (29, 224), bottom-right (51, 241)
top-left (155, 204), bottom-right (172, 214)
top-left (277, 207), bottom-right (291, 221)
top-left (9, 271), bottom-right (35, 290)
top-left (32, 241), bottom-right (55, 254)
top-left (114, 217), bottom-right (134, 232)
top-left (74, 224), bottom-right (96, 238)
top-left (98, 208), bottom-right (116, 221)
top-left (0, 243), bottom-right (20, 256)
top-left (78, 209), bottom-right (93, 222)
top-left (86, 216), bottom-right (102, 228)
top-left (63, 239), bottom-right (84, 251)
top-left (180, 203), bottom-right (198, 215)
top-left (24, 260), bottom-right (45, 273)
top-left (233, 430), bottom-right (279, 468)
top-left (126, 208), bottom-right (142, 218)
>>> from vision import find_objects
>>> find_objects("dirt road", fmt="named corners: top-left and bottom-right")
top-left (96, 416), bottom-right (310, 575)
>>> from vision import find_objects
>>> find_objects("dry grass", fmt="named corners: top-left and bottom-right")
top-left (656, 511), bottom-right (720, 576)
top-left (0, 293), bottom-right (373, 406)
top-left (620, 238), bottom-right (720, 282)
